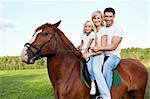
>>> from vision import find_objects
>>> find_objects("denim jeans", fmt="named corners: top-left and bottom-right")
top-left (103, 54), bottom-right (120, 89)
top-left (93, 53), bottom-right (111, 99)
top-left (86, 56), bottom-right (95, 81)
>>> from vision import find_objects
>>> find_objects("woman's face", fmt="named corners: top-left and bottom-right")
top-left (92, 13), bottom-right (101, 27)
top-left (84, 22), bottom-right (93, 34)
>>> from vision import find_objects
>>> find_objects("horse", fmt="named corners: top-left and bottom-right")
top-left (20, 21), bottom-right (148, 99)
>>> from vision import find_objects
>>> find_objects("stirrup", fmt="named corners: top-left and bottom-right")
top-left (96, 96), bottom-right (102, 99)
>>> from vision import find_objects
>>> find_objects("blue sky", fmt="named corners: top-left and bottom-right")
top-left (0, 0), bottom-right (150, 56)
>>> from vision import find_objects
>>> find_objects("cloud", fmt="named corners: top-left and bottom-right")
top-left (0, 17), bottom-right (16, 31)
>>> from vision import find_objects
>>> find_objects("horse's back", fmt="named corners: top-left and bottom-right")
top-left (116, 58), bottom-right (148, 91)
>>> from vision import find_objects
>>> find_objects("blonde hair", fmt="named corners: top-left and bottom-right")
top-left (83, 20), bottom-right (97, 34)
top-left (91, 10), bottom-right (104, 46)
top-left (91, 10), bottom-right (104, 26)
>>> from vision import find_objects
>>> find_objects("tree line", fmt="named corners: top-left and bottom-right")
top-left (0, 48), bottom-right (149, 70)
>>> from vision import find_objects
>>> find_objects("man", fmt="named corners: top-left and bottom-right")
top-left (92, 7), bottom-right (123, 90)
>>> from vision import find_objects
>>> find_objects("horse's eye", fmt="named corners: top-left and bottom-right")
top-left (42, 32), bottom-right (48, 36)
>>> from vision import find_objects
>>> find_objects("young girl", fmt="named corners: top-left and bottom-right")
top-left (77, 20), bottom-right (97, 95)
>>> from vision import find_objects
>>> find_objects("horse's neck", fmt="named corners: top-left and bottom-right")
top-left (46, 29), bottom-right (82, 87)
top-left (47, 54), bottom-right (80, 87)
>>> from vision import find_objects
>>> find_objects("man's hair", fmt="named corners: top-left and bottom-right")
top-left (104, 7), bottom-right (115, 15)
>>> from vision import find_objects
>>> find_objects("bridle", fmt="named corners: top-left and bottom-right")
top-left (24, 31), bottom-right (81, 62)
top-left (24, 32), bottom-right (56, 61)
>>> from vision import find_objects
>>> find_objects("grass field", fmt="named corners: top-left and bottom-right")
top-left (0, 69), bottom-right (54, 99)
top-left (0, 67), bottom-right (149, 99)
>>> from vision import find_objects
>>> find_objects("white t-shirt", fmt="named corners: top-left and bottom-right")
top-left (96, 26), bottom-right (106, 47)
top-left (81, 32), bottom-right (95, 51)
top-left (102, 23), bottom-right (123, 57)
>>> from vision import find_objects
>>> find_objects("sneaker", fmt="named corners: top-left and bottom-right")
top-left (90, 84), bottom-right (96, 95)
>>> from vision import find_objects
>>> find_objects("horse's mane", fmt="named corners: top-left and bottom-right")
top-left (54, 26), bottom-right (81, 58)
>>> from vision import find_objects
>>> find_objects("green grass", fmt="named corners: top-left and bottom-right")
top-left (0, 69), bottom-right (54, 99)
top-left (0, 67), bottom-right (149, 99)
top-left (145, 65), bottom-right (150, 99)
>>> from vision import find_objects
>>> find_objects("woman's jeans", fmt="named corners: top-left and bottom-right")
top-left (93, 53), bottom-right (111, 99)
top-left (103, 54), bottom-right (120, 89)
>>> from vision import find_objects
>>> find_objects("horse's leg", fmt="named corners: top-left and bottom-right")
top-left (54, 88), bottom-right (59, 99)
top-left (134, 90), bottom-right (145, 99)
top-left (111, 83), bottom-right (128, 99)
top-left (122, 90), bottom-right (136, 99)
top-left (111, 63), bottom-right (130, 99)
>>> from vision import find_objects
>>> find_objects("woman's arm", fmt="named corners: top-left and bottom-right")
top-left (91, 35), bottom-right (107, 53)
top-left (101, 35), bottom-right (107, 47)
top-left (93, 36), bottom-right (122, 52)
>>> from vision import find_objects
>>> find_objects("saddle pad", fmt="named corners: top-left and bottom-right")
top-left (112, 69), bottom-right (122, 86)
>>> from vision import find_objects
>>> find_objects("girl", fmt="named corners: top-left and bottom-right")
top-left (78, 20), bottom-right (97, 95)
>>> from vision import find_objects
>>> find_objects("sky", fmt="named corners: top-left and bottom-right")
top-left (0, 0), bottom-right (150, 56)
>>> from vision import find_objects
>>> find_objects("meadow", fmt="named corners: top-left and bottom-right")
top-left (0, 69), bottom-right (54, 99)
top-left (0, 68), bottom-right (149, 99)
top-left (0, 48), bottom-right (150, 98)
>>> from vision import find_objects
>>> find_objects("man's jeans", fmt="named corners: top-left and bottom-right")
top-left (103, 54), bottom-right (120, 89)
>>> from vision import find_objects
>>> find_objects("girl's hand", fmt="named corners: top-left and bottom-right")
top-left (77, 46), bottom-right (81, 52)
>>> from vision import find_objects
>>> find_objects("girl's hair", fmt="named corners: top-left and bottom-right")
top-left (83, 20), bottom-right (97, 34)
top-left (83, 20), bottom-right (98, 46)
top-left (91, 10), bottom-right (104, 26)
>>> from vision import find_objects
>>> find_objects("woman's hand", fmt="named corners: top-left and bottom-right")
top-left (91, 46), bottom-right (100, 52)
top-left (82, 51), bottom-right (92, 59)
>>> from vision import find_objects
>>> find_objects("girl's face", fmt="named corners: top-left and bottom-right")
top-left (92, 13), bottom-right (102, 27)
top-left (84, 22), bottom-right (93, 34)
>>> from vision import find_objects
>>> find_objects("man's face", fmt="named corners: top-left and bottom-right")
top-left (104, 12), bottom-right (115, 27)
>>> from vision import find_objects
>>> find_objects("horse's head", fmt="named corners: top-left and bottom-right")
top-left (20, 21), bottom-right (61, 64)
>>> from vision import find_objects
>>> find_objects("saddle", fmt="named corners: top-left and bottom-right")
top-left (80, 56), bottom-right (122, 89)
top-left (80, 59), bottom-right (91, 89)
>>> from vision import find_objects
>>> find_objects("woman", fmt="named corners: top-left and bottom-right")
top-left (84, 10), bottom-right (111, 99)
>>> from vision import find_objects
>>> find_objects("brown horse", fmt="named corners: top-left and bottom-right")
top-left (20, 21), bottom-right (148, 99)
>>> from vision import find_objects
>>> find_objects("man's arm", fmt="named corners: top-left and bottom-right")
top-left (93, 36), bottom-right (122, 52)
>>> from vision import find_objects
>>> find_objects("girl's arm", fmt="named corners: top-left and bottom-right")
top-left (77, 40), bottom-right (84, 51)
top-left (84, 38), bottom-right (94, 52)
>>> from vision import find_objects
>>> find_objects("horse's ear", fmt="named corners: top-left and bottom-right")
top-left (53, 20), bottom-right (61, 27)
